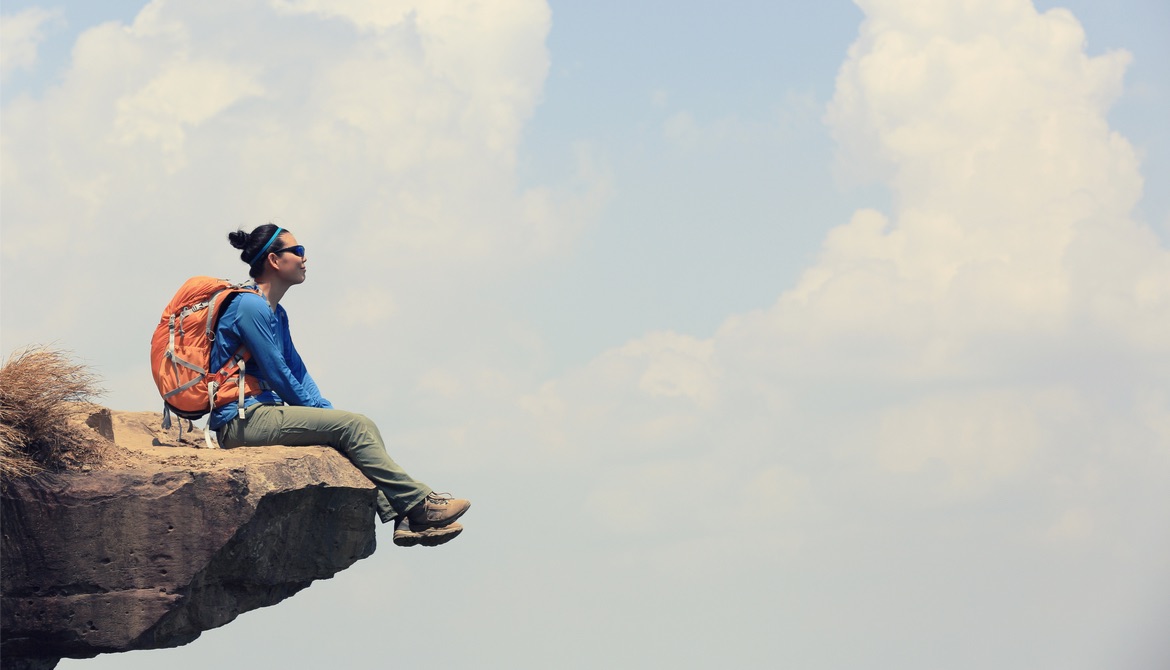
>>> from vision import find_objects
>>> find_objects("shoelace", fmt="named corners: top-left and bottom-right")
top-left (427, 492), bottom-right (454, 506)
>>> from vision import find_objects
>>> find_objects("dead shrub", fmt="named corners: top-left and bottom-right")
top-left (0, 346), bottom-right (106, 482)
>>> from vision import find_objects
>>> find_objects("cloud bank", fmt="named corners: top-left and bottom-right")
top-left (423, 4), bottom-right (1170, 662)
top-left (1, 0), bottom-right (600, 410)
top-left (0, 7), bottom-right (60, 77)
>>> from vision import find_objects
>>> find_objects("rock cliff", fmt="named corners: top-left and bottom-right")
top-left (1, 409), bottom-right (379, 669)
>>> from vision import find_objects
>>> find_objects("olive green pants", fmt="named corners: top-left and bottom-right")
top-left (216, 404), bottom-right (430, 524)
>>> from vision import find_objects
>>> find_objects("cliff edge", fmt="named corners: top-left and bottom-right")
top-left (1, 408), bottom-right (379, 669)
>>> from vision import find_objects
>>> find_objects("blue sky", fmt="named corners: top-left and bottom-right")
top-left (3, 1), bottom-right (1169, 668)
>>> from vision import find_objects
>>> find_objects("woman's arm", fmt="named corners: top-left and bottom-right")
top-left (234, 295), bottom-right (328, 407)
top-left (282, 320), bottom-right (332, 408)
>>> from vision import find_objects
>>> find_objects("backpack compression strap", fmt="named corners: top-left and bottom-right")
top-left (203, 348), bottom-right (250, 449)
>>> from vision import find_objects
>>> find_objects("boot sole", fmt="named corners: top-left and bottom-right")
top-left (394, 522), bottom-right (464, 548)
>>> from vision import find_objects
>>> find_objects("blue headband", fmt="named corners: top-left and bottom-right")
top-left (248, 226), bottom-right (284, 265)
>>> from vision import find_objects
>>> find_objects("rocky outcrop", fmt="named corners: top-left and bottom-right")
top-left (1, 410), bottom-right (379, 669)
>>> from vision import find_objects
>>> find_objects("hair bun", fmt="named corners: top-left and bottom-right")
top-left (227, 230), bottom-right (249, 249)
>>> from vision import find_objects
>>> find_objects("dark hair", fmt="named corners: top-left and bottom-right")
top-left (227, 224), bottom-right (289, 279)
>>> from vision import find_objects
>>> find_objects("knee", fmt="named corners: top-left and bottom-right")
top-left (343, 411), bottom-right (375, 429)
top-left (335, 410), bottom-right (381, 440)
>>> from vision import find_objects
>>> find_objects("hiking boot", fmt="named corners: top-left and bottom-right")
top-left (405, 492), bottom-right (471, 530)
top-left (393, 518), bottom-right (464, 548)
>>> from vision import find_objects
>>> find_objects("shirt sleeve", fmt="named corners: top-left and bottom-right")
top-left (279, 309), bottom-right (332, 408)
top-left (234, 295), bottom-right (329, 408)
top-left (300, 371), bottom-right (332, 409)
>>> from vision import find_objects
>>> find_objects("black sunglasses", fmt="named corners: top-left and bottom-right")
top-left (271, 245), bottom-right (306, 258)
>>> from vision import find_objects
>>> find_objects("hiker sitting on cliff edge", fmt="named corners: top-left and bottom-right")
top-left (209, 223), bottom-right (469, 547)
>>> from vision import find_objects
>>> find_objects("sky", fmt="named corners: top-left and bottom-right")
top-left (2, 0), bottom-right (1169, 668)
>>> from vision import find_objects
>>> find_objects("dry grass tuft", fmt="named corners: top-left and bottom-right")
top-left (0, 346), bottom-right (106, 483)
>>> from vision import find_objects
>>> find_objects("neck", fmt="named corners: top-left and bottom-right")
top-left (254, 276), bottom-right (290, 309)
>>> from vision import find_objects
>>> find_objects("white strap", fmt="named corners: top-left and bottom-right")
top-left (167, 314), bottom-right (176, 356)
top-left (237, 358), bottom-right (248, 419)
top-left (206, 380), bottom-right (220, 449)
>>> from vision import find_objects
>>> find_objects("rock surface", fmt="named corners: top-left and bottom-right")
top-left (1, 410), bottom-right (379, 669)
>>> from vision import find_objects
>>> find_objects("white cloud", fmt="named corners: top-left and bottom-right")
top-left (268, 0), bottom-right (413, 32)
top-left (419, 0), bottom-right (1170, 568)
top-left (115, 60), bottom-right (265, 172)
top-left (662, 110), bottom-right (698, 147)
top-left (0, 7), bottom-right (61, 78)
top-left (337, 285), bottom-right (396, 326)
top-left (2, 0), bottom-right (559, 252)
top-left (1046, 506), bottom-right (1094, 541)
top-left (873, 387), bottom-right (1060, 497)
top-left (0, 0), bottom-right (608, 412)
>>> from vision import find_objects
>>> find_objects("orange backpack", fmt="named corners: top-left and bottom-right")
top-left (150, 276), bottom-right (264, 448)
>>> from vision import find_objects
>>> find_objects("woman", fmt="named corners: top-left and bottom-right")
top-left (210, 223), bottom-right (469, 547)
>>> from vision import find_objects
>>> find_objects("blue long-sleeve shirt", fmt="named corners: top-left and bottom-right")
top-left (207, 289), bottom-right (331, 430)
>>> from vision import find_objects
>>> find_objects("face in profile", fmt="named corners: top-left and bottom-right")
top-left (269, 235), bottom-right (307, 284)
